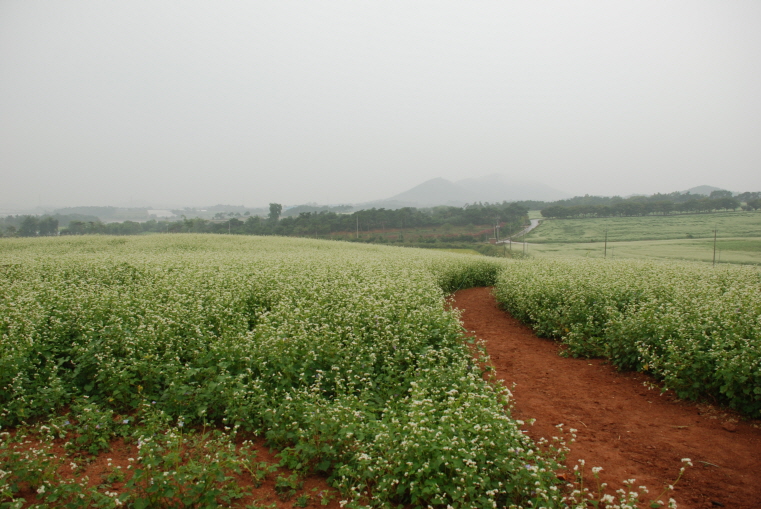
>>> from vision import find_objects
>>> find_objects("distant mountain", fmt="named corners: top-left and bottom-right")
top-left (682, 185), bottom-right (727, 196)
top-left (384, 177), bottom-right (477, 207)
top-left (372, 174), bottom-right (570, 208)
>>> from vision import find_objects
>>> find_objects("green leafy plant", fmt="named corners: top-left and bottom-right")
top-left (65, 399), bottom-right (117, 455)
top-left (274, 473), bottom-right (303, 501)
top-left (126, 426), bottom-right (247, 508)
top-left (294, 492), bottom-right (311, 507)
top-left (238, 444), bottom-right (278, 488)
top-left (100, 465), bottom-right (126, 487)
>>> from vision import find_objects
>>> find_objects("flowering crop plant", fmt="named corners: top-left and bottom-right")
top-left (0, 235), bottom-right (570, 508)
top-left (494, 258), bottom-right (761, 417)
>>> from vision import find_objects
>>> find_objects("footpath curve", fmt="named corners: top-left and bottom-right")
top-left (452, 287), bottom-right (761, 509)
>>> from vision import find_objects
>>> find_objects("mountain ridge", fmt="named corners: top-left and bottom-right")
top-left (374, 174), bottom-right (570, 208)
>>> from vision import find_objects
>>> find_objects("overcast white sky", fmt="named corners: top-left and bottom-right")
top-left (1, 1), bottom-right (760, 209)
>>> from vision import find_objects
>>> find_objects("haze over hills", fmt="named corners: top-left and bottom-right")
top-left (363, 174), bottom-right (572, 208)
top-left (0, 179), bottom-right (742, 219)
top-left (372, 178), bottom-right (469, 208)
top-left (457, 175), bottom-right (571, 203)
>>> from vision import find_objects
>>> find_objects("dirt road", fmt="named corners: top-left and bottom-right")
top-left (452, 287), bottom-right (761, 509)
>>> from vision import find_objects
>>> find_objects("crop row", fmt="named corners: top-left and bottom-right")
top-left (494, 259), bottom-right (761, 417)
top-left (0, 235), bottom-right (571, 508)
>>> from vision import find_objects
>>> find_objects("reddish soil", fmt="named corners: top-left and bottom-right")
top-left (452, 287), bottom-right (761, 509)
top-left (10, 431), bottom-right (340, 508)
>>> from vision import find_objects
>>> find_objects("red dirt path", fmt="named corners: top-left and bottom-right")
top-left (452, 287), bottom-right (761, 509)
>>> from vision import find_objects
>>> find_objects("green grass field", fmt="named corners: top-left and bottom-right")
top-left (526, 211), bottom-right (761, 243)
top-left (527, 237), bottom-right (761, 266)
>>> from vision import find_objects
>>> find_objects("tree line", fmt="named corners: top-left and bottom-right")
top-left (163, 202), bottom-right (528, 239)
top-left (1, 202), bottom-right (528, 240)
top-left (540, 191), bottom-right (761, 219)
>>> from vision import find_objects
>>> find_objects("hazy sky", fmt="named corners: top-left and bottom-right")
top-left (2, 1), bottom-right (760, 209)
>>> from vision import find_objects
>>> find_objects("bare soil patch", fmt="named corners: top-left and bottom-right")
top-left (7, 430), bottom-right (340, 508)
top-left (452, 287), bottom-right (761, 509)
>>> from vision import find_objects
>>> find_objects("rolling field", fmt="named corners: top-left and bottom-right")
top-left (3, 234), bottom-right (760, 508)
top-left (523, 211), bottom-right (761, 266)
top-left (525, 211), bottom-right (761, 243)
top-left (0, 235), bottom-right (565, 508)
top-left (527, 237), bottom-right (761, 266)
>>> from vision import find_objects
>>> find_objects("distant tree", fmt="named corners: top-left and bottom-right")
top-left (18, 216), bottom-right (39, 237)
top-left (540, 205), bottom-right (569, 218)
top-left (66, 221), bottom-right (86, 235)
top-left (652, 201), bottom-right (674, 215)
top-left (709, 190), bottom-right (733, 199)
top-left (737, 191), bottom-right (760, 202)
top-left (118, 220), bottom-right (143, 235)
top-left (268, 203), bottom-right (282, 223)
top-left (595, 205), bottom-right (613, 217)
top-left (38, 216), bottom-right (59, 236)
top-left (713, 197), bottom-right (740, 211)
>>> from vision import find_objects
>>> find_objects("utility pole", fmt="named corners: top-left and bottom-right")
top-left (713, 229), bottom-right (717, 266)
top-left (356, 215), bottom-right (359, 239)
top-left (604, 229), bottom-right (608, 258)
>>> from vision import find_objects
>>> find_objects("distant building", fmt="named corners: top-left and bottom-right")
top-left (148, 209), bottom-right (177, 219)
